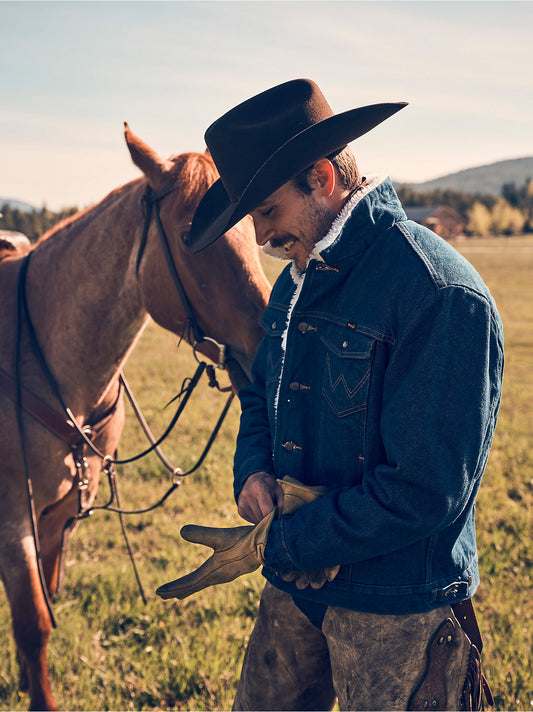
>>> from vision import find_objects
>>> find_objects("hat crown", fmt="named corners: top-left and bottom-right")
top-left (205, 79), bottom-right (333, 200)
top-left (188, 77), bottom-right (407, 253)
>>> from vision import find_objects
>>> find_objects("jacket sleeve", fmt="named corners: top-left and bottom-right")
top-left (264, 285), bottom-right (504, 574)
top-left (233, 335), bottom-right (275, 503)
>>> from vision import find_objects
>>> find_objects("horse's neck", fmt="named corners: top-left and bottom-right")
top-left (28, 184), bottom-right (148, 414)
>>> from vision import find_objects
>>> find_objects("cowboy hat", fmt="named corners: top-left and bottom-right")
top-left (188, 79), bottom-right (407, 253)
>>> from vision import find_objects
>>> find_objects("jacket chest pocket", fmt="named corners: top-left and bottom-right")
top-left (317, 326), bottom-right (374, 480)
top-left (320, 326), bottom-right (374, 417)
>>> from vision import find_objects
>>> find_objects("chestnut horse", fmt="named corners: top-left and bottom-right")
top-left (0, 124), bottom-right (270, 710)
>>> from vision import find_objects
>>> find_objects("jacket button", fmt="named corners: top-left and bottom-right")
top-left (289, 381), bottom-right (310, 391)
top-left (282, 441), bottom-right (301, 452)
top-left (297, 321), bottom-right (316, 333)
top-left (271, 321), bottom-right (277, 329)
top-left (342, 340), bottom-right (349, 349)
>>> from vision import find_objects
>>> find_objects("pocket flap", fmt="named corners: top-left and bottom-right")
top-left (260, 306), bottom-right (286, 337)
top-left (320, 324), bottom-right (374, 359)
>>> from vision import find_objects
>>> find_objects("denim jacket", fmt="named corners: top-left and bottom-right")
top-left (233, 177), bottom-right (504, 614)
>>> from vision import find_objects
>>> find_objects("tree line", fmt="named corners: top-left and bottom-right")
top-left (396, 178), bottom-right (533, 235)
top-left (2, 177), bottom-right (533, 240)
top-left (0, 203), bottom-right (78, 242)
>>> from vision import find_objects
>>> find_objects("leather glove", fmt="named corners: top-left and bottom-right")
top-left (279, 567), bottom-right (340, 590)
top-left (155, 507), bottom-right (275, 600)
top-left (276, 476), bottom-right (340, 590)
top-left (279, 475), bottom-right (329, 514)
top-left (155, 476), bottom-right (340, 600)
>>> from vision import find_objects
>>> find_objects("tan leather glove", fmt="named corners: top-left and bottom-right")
top-left (276, 476), bottom-right (341, 590)
top-left (278, 567), bottom-right (340, 590)
top-left (279, 475), bottom-right (329, 514)
top-left (156, 507), bottom-right (276, 600)
top-left (155, 476), bottom-right (339, 600)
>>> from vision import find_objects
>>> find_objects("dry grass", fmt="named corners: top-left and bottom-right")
top-left (0, 237), bottom-right (531, 710)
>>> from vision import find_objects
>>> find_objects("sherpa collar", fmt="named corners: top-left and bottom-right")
top-left (261, 175), bottom-right (387, 283)
top-left (289, 174), bottom-right (387, 283)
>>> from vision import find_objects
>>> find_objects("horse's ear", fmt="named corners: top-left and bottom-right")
top-left (124, 122), bottom-right (173, 190)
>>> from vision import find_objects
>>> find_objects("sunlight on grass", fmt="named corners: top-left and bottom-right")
top-left (0, 239), bottom-right (531, 710)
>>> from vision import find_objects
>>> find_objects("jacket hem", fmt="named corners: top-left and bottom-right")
top-left (263, 567), bottom-right (480, 616)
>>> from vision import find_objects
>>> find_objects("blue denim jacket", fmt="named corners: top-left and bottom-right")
top-left (233, 177), bottom-right (504, 614)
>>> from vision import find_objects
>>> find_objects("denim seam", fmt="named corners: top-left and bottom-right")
top-left (396, 221), bottom-right (445, 288)
top-left (278, 519), bottom-right (299, 569)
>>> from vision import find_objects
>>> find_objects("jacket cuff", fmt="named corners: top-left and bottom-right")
top-left (263, 519), bottom-right (299, 574)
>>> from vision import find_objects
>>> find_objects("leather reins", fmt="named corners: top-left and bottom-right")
top-left (138, 184), bottom-right (231, 369)
top-left (137, 184), bottom-right (205, 345)
top-left (10, 182), bottom-right (237, 618)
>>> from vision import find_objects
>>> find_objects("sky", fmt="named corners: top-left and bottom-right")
top-left (1, 0), bottom-right (532, 211)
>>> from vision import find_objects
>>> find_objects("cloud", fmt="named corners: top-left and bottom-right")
top-left (1, 0), bottom-right (531, 206)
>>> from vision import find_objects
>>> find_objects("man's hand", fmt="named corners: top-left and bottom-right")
top-left (155, 477), bottom-right (340, 600)
top-left (237, 471), bottom-right (284, 524)
top-left (239, 475), bottom-right (340, 590)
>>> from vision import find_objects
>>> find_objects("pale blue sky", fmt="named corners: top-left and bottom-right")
top-left (1, 0), bottom-right (532, 210)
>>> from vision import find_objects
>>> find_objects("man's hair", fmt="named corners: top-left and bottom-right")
top-left (292, 146), bottom-right (361, 195)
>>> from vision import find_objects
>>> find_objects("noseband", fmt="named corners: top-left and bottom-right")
top-left (137, 185), bottom-right (227, 369)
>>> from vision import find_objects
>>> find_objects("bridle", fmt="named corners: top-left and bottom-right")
top-left (11, 180), bottom-right (242, 622)
top-left (138, 184), bottom-right (229, 369)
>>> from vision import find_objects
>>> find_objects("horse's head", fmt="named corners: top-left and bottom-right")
top-left (125, 123), bottom-right (271, 391)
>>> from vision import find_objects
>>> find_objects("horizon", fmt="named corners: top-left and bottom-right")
top-left (1, 1), bottom-right (532, 211)
top-left (3, 153), bottom-right (533, 213)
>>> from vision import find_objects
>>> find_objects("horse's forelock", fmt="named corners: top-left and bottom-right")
top-left (169, 152), bottom-right (219, 213)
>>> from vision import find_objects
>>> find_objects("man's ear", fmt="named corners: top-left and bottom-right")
top-left (309, 158), bottom-right (336, 197)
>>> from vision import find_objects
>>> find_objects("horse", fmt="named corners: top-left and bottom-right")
top-left (0, 229), bottom-right (32, 256)
top-left (0, 123), bottom-right (271, 711)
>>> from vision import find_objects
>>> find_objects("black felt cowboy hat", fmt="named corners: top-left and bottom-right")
top-left (188, 79), bottom-right (407, 253)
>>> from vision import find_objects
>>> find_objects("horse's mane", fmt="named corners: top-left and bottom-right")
top-left (37, 180), bottom-right (139, 245)
top-left (168, 151), bottom-right (219, 213)
top-left (36, 151), bottom-right (218, 245)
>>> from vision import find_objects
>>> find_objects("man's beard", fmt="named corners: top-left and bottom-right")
top-left (262, 199), bottom-right (336, 263)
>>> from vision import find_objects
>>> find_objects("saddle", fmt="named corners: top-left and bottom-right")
top-left (0, 231), bottom-right (32, 260)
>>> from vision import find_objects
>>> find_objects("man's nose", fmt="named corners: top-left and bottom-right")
top-left (252, 217), bottom-right (274, 246)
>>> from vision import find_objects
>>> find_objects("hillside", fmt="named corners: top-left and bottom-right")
top-left (399, 156), bottom-right (533, 196)
top-left (3, 157), bottom-right (533, 212)
top-left (0, 198), bottom-right (37, 213)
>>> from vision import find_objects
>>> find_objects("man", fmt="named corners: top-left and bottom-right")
top-left (157, 79), bottom-right (503, 711)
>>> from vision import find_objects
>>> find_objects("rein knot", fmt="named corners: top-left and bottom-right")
top-left (206, 364), bottom-right (233, 392)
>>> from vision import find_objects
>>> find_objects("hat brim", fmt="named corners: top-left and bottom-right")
top-left (188, 102), bottom-right (407, 253)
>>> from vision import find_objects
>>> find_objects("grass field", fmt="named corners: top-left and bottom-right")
top-left (0, 237), bottom-right (532, 711)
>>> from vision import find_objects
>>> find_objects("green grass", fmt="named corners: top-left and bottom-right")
top-left (1, 238), bottom-right (532, 710)
top-left (456, 237), bottom-right (533, 712)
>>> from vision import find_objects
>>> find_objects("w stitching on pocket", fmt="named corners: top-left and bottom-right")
top-left (323, 353), bottom-right (371, 417)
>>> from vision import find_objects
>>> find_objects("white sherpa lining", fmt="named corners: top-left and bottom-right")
top-left (273, 175), bottom-right (387, 417)
top-left (308, 175), bottom-right (386, 264)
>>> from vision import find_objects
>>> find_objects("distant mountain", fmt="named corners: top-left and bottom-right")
top-left (399, 156), bottom-right (533, 196)
top-left (0, 197), bottom-right (38, 213)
